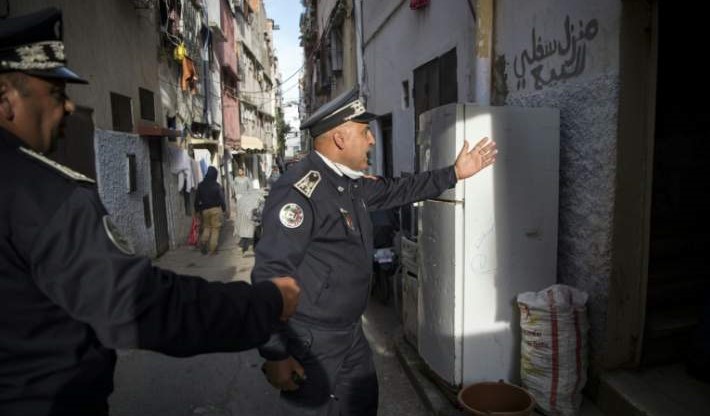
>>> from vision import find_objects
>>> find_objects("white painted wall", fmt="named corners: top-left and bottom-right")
top-left (362, 0), bottom-right (476, 175)
top-left (495, 0), bottom-right (619, 95)
top-left (494, 0), bottom-right (622, 357)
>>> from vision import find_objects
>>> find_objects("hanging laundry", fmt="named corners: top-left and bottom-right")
top-left (181, 56), bottom-right (198, 93)
top-left (173, 42), bottom-right (187, 62)
top-left (191, 158), bottom-right (203, 189)
top-left (168, 7), bottom-right (180, 36)
top-left (167, 144), bottom-right (194, 192)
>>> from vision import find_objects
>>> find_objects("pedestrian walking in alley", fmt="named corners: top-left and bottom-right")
top-left (0, 8), bottom-right (300, 416)
top-left (232, 166), bottom-right (251, 197)
top-left (231, 167), bottom-right (253, 248)
top-left (235, 189), bottom-right (266, 254)
top-left (252, 88), bottom-right (497, 416)
top-left (195, 166), bottom-right (226, 255)
top-left (267, 164), bottom-right (281, 188)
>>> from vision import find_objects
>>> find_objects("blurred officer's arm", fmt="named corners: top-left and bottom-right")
top-left (251, 183), bottom-right (313, 390)
top-left (26, 185), bottom-right (289, 356)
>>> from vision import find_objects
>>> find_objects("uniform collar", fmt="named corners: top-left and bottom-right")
top-left (314, 150), bottom-right (365, 180)
top-left (0, 127), bottom-right (28, 151)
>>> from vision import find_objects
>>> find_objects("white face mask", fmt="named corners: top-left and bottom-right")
top-left (315, 151), bottom-right (364, 180)
top-left (333, 162), bottom-right (365, 180)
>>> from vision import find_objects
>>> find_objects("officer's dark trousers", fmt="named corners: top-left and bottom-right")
top-left (281, 319), bottom-right (378, 416)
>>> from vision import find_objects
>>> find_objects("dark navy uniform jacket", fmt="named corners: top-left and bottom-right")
top-left (0, 128), bottom-right (284, 416)
top-left (252, 152), bottom-right (457, 360)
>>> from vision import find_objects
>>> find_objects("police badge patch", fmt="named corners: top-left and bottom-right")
top-left (280, 203), bottom-right (304, 229)
top-left (102, 216), bottom-right (136, 256)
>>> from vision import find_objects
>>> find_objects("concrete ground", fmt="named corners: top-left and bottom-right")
top-left (104, 218), bottom-right (707, 416)
top-left (598, 364), bottom-right (710, 416)
top-left (108, 216), bottom-right (427, 416)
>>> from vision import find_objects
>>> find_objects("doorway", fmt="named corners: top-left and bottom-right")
top-left (642, 3), bottom-right (710, 366)
top-left (379, 114), bottom-right (394, 179)
top-left (148, 140), bottom-right (170, 256)
top-left (407, 48), bottom-right (458, 239)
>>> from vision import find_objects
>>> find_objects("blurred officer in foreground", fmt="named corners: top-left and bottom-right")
top-left (252, 88), bottom-right (497, 415)
top-left (0, 8), bottom-right (300, 416)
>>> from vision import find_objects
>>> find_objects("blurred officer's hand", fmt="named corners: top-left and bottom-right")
top-left (270, 277), bottom-right (300, 321)
top-left (263, 357), bottom-right (306, 391)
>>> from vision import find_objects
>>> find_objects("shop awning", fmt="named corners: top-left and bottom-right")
top-left (189, 137), bottom-right (220, 146)
top-left (240, 135), bottom-right (264, 150)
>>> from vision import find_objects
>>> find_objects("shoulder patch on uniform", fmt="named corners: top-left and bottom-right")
top-left (19, 147), bottom-right (96, 184)
top-left (279, 203), bottom-right (304, 229)
top-left (102, 215), bottom-right (136, 256)
top-left (293, 170), bottom-right (321, 198)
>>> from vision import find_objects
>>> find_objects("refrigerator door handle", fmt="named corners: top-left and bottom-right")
top-left (524, 228), bottom-right (541, 238)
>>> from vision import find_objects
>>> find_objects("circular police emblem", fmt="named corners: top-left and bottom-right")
top-left (102, 215), bottom-right (136, 256)
top-left (279, 203), bottom-right (304, 229)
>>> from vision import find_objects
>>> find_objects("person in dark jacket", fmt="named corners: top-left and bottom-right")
top-left (195, 166), bottom-right (226, 255)
top-left (0, 9), bottom-right (300, 416)
top-left (253, 88), bottom-right (497, 415)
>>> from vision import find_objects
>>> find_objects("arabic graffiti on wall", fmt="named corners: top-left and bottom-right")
top-left (513, 16), bottom-right (599, 90)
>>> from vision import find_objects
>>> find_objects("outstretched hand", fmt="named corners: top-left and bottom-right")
top-left (454, 137), bottom-right (497, 180)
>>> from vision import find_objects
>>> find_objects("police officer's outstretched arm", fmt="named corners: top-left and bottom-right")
top-left (27, 185), bottom-right (289, 356)
top-left (361, 137), bottom-right (497, 211)
top-left (251, 181), bottom-right (314, 391)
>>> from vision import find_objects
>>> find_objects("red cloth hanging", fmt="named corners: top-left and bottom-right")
top-left (410, 0), bottom-right (430, 10)
top-left (181, 57), bottom-right (198, 94)
top-left (187, 216), bottom-right (199, 246)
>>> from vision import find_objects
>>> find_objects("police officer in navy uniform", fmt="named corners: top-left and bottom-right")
top-left (0, 8), bottom-right (300, 416)
top-left (253, 88), bottom-right (497, 415)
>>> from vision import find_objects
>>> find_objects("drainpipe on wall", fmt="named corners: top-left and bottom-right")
top-left (354, 0), bottom-right (367, 101)
top-left (474, 0), bottom-right (493, 105)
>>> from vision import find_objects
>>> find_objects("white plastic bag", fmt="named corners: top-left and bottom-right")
top-left (517, 284), bottom-right (589, 416)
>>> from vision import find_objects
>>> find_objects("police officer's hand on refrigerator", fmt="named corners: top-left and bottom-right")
top-left (453, 137), bottom-right (498, 180)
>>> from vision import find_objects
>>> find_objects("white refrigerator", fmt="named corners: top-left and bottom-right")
top-left (417, 103), bottom-right (559, 387)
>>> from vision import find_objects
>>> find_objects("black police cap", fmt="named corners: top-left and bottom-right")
top-left (0, 7), bottom-right (87, 84)
top-left (300, 88), bottom-right (377, 137)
